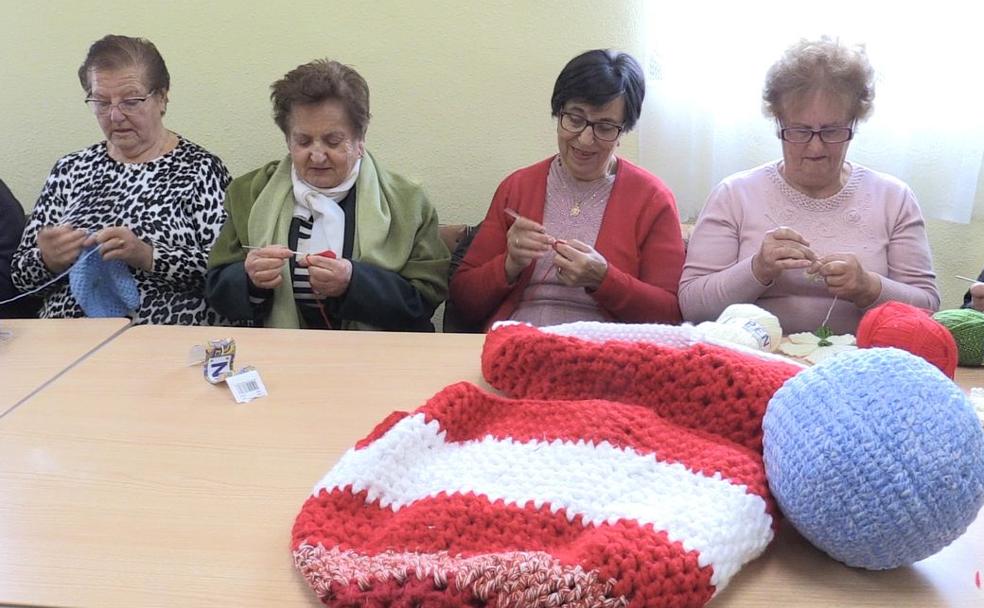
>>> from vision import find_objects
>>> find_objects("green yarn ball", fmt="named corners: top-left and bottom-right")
top-left (933, 308), bottom-right (984, 366)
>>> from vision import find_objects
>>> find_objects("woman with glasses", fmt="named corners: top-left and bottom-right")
top-left (450, 49), bottom-right (684, 329)
top-left (205, 59), bottom-right (448, 330)
top-left (679, 37), bottom-right (938, 334)
top-left (11, 35), bottom-right (230, 324)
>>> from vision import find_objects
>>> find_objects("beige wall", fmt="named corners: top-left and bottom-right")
top-left (0, 0), bottom-right (642, 222)
top-left (2, 0), bottom-right (980, 312)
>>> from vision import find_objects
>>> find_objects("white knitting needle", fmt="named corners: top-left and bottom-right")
top-left (955, 275), bottom-right (981, 284)
top-left (242, 245), bottom-right (304, 256)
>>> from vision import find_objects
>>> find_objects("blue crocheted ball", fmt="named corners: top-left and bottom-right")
top-left (763, 347), bottom-right (984, 569)
top-left (69, 245), bottom-right (140, 318)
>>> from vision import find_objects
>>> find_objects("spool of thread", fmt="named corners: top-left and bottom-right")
top-left (716, 304), bottom-right (783, 352)
top-left (856, 301), bottom-right (957, 379)
top-left (932, 308), bottom-right (984, 366)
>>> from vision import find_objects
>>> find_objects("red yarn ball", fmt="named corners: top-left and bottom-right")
top-left (856, 301), bottom-right (957, 378)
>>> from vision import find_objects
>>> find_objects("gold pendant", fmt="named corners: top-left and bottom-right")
top-left (570, 206), bottom-right (581, 217)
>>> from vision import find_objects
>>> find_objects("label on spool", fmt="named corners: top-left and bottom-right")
top-left (742, 320), bottom-right (772, 350)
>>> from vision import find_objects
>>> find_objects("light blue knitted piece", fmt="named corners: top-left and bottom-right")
top-left (68, 245), bottom-right (140, 318)
top-left (763, 347), bottom-right (984, 570)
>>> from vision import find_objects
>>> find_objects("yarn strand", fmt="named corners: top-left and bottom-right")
top-left (820, 296), bottom-right (839, 328)
top-left (0, 244), bottom-right (103, 307)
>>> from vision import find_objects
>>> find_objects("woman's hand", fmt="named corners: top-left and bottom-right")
top-left (88, 226), bottom-right (154, 272)
top-left (811, 253), bottom-right (881, 307)
top-left (970, 283), bottom-right (984, 313)
top-left (245, 246), bottom-right (292, 290)
top-left (553, 239), bottom-right (608, 290)
top-left (751, 227), bottom-right (816, 285)
top-left (299, 255), bottom-right (352, 298)
top-left (38, 225), bottom-right (87, 274)
top-left (504, 215), bottom-right (554, 283)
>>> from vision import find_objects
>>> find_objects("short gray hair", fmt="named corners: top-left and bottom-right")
top-left (763, 37), bottom-right (875, 122)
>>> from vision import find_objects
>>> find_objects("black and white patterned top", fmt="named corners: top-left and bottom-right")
top-left (11, 136), bottom-right (231, 325)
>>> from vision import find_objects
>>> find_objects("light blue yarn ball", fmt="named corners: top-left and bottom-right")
top-left (763, 347), bottom-right (984, 569)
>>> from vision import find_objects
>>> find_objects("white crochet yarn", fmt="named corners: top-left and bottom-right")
top-left (715, 304), bottom-right (783, 353)
top-left (525, 320), bottom-right (807, 368)
top-left (316, 412), bottom-right (775, 590)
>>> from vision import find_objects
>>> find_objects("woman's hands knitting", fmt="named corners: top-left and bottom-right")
top-left (88, 226), bottom-right (154, 272)
top-left (810, 253), bottom-right (881, 307)
top-left (751, 226), bottom-right (816, 285)
top-left (553, 239), bottom-right (608, 290)
top-left (504, 214), bottom-right (555, 284)
top-left (38, 225), bottom-right (87, 274)
top-left (245, 245), bottom-right (293, 290)
top-left (299, 254), bottom-right (352, 297)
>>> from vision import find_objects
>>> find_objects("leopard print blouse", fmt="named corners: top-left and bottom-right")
top-left (11, 136), bottom-right (231, 325)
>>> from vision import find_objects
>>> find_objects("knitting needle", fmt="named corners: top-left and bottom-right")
top-left (504, 208), bottom-right (561, 247)
top-left (242, 245), bottom-right (304, 256)
top-left (955, 275), bottom-right (981, 284)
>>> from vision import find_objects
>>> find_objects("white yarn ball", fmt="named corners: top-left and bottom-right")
top-left (716, 304), bottom-right (783, 352)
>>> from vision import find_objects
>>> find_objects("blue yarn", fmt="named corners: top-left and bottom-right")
top-left (763, 347), bottom-right (984, 570)
top-left (68, 245), bottom-right (140, 318)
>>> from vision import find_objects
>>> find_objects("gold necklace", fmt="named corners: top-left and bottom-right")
top-left (563, 158), bottom-right (616, 216)
top-left (567, 174), bottom-right (614, 217)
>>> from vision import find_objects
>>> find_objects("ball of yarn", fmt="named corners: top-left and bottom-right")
top-left (933, 308), bottom-right (984, 366)
top-left (694, 320), bottom-right (763, 351)
top-left (715, 303), bottom-right (783, 352)
top-left (856, 301), bottom-right (957, 378)
top-left (763, 348), bottom-right (984, 569)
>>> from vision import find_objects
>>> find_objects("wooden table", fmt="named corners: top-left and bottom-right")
top-left (0, 328), bottom-right (981, 607)
top-left (0, 325), bottom-right (487, 607)
top-left (0, 318), bottom-right (130, 416)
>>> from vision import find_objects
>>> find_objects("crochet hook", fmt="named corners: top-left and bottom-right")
top-left (242, 245), bottom-right (337, 259)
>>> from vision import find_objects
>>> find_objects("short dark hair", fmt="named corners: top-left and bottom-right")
top-left (270, 59), bottom-right (371, 139)
top-left (77, 35), bottom-right (170, 95)
top-left (550, 49), bottom-right (645, 132)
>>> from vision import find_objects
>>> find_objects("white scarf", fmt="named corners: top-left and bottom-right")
top-left (290, 158), bottom-right (361, 256)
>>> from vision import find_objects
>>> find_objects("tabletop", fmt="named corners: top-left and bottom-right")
top-left (0, 326), bottom-right (981, 607)
top-left (0, 318), bottom-right (130, 416)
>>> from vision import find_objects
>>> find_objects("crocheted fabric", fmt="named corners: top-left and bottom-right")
top-left (764, 347), bottom-right (984, 569)
top-left (68, 245), bottom-right (140, 318)
top-left (293, 382), bottom-right (776, 607)
top-left (481, 321), bottom-right (803, 453)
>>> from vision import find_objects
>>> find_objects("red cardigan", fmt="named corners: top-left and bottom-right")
top-left (450, 156), bottom-right (684, 329)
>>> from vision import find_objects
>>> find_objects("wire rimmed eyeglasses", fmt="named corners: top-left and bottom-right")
top-left (84, 91), bottom-right (156, 116)
top-left (559, 112), bottom-right (624, 142)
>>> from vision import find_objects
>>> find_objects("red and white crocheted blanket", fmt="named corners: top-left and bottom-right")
top-left (292, 322), bottom-right (802, 607)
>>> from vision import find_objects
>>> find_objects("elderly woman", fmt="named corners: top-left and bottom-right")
top-left (450, 50), bottom-right (684, 329)
top-left (206, 59), bottom-right (448, 331)
top-left (11, 35), bottom-right (231, 324)
top-left (679, 38), bottom-right (939, 334)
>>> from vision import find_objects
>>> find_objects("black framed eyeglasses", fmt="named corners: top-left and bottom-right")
top-left (84, 90), bottom-right (156, 116)
top-left (559, 112), bottom-right (624, 142)
top-left (778, 120), bottom-right (855, 144)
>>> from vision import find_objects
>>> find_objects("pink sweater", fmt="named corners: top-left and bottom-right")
top-left (679, 161), bottom-right (939, 334)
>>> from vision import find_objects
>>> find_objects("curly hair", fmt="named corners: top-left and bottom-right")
top-left (763, 37), bottom-right (875, 122)
top-left (270, 59), bottom-right (371, 138)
